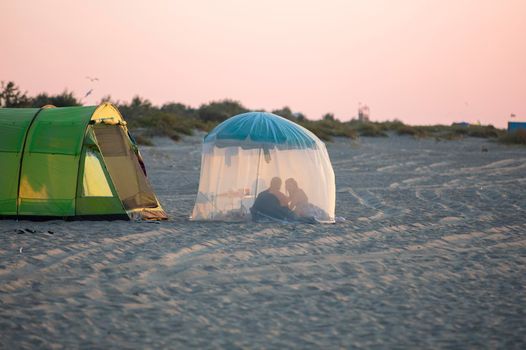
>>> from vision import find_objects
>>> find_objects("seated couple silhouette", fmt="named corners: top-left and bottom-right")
top-left (250, 177), bottom-right (313, 222)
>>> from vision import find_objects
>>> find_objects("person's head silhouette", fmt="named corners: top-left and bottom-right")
top-left (270, 177), bottom-right (282, 191)
top-left (285, 178), bottom-right (298, 194)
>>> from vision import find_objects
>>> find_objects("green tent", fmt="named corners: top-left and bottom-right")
top-left (0, 103), bottom-right (167, 220)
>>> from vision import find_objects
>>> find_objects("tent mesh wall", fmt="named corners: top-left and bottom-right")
top-left (191, 112), bottom-right (336, 222)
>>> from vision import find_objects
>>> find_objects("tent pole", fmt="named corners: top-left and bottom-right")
top-left (254, 148), bottom-right (262, 196)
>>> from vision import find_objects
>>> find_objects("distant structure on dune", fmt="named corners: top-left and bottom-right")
top-left (508, 113), bottom-right (526, 133)
top-left (508, 121), bottom-right (526, 133)
top-left (358, 104), bottom-right (370, 122)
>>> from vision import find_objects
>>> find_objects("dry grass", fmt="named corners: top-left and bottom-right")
top-left (499, 129), bottom-right (526, 145)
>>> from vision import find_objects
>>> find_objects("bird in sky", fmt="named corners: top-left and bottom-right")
top-left (84, 89), bottom-right (93, 98)
top-left (85, 76), bottom-right (99, 82)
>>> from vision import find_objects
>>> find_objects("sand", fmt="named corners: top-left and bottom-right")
top-left (1, 135), bottom-right (525, 349)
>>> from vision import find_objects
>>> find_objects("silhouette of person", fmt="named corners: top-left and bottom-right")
top-left (251, 177), bottom-right (295, 221)
top-left (268, 177), bottom-right (289, 207)
top-left (285, 178), bottom-right (330, 221)
top-left (285, 178), bottom-right (308, 215)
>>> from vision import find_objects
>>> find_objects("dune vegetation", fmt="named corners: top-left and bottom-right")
top-left (1, 80), bottom-right (520, 145)
top-left (498, 129), bottom-right (526, 145)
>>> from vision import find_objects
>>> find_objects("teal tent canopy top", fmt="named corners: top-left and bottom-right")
top-left (204, 112), bottom-right (317, 149)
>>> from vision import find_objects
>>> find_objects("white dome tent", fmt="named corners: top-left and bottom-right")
top-left (191, 112), bottom-right (336, 223)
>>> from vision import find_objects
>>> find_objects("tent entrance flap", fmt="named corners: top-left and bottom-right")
top-left (93, 124), bottom-right (158, 211)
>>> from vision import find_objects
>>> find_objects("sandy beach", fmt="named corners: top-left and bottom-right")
top-left (1, 135), bottom-right (525, 349)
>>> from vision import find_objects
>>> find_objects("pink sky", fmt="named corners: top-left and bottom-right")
top-left (1, 0), bottom-right (525, 127)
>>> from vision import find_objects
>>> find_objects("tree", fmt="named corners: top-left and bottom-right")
top-left (322, 113), bottom-right (335, 121)
top-left (294, 112), bottom-right (307, 122)
top-left (161, 102), bottom-right (197, 119)
top-left (31, 90), bottom-right (81, 107)
top-left (271, 107), bottom-right (309, 122)
top-left (272, 107), bottom-right (295, 120)
top-left (198, 99), bottom-right (248, 122)
top-left (99, 95), bottom-right (118, 104)
top-left (118, 96), bottom-right (153, 120)
top-left (0, 81), bottom-right (31, 107)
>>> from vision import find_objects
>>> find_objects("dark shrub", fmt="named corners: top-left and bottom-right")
top-left (499, 129), bottom-right (526, 145)
top-left (397, 126), bottom-right (428, 138)
top-left (0, 81), bottom-right (32, 107)
top-left (133, 134), bottom-right (153, 146)
top-left (198, 99), bottom-right (248, 122)
top-left (357, 123), bottom-right (387, 137)
top-left (467, 125), bottom-right (501, 138)
top-left (31, 90), bottom-right (81, 107)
